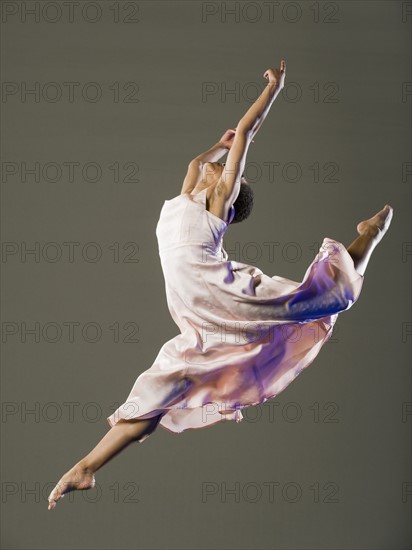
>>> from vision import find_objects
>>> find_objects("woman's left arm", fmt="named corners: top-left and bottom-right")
top-left (194, 142), bottom-right (228, 162)
top-left (192, 129), bottom-right (237, 163)
top-left (180, 130), bottom-right (236, 194)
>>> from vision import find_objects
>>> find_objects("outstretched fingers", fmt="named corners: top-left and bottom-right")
top-left (48, 484), bottom-right (65, 510)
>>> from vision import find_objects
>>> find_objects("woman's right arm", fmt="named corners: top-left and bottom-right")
top-left (219, 60), bottom-right (286, 201)
top-left (238, 60), bottom-right (286, 136)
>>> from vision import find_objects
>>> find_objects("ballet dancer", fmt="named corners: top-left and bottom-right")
top-left (48, 60), bottom-right (393, 510)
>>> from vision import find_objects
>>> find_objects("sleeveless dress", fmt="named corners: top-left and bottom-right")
top-left (107, 188), bottom-right (364, 442)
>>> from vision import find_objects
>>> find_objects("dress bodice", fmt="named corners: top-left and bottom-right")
top-left (156, 188), bottom-right (235, 260)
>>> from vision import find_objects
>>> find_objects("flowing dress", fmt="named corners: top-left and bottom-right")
top-left (107, 188), bottom-right (364, 442)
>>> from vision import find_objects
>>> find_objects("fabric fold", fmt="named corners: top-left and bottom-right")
top-left (107, 189), bottom-right (363, 443)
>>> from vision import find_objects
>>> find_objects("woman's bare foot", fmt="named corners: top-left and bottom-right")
top-left (356, 204), bottom-right (394, 242)
top-left (48, 462), bottom-right (95, 510)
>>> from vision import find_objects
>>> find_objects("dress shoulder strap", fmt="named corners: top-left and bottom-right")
top-left (190, 188), bottom-right (235, 225)
top-left (189, 187), bottom-right (208, 203)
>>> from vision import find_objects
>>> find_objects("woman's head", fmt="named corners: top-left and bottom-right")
top-left (201, 162), bottom-right (254, 223)
top-left (231, 180), bottom-right (254, 223)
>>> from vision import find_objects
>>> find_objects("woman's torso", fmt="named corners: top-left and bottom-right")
top-left (156, 189), bottom-right (234, 261)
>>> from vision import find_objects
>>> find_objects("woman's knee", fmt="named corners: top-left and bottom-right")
top-left (145, 411), bottom-right (167, 433)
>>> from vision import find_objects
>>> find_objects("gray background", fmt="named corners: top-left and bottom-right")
top-left (1, 0), bottom-right (411, 548)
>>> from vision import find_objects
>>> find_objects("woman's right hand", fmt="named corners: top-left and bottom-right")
top-left (263, 60), bottom-right (286, 89)
top-left (219, 128), bottom-right (237, 149)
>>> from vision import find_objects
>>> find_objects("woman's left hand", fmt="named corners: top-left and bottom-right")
top-left (219, 128), bottom-right (237, 149)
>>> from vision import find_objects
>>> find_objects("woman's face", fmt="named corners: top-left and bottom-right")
top-left (202, 162), bottom-right (247, 186)
top-left (202, 162), bottom-right (225, 186)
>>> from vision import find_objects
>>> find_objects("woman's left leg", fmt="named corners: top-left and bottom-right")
top-left (346, 204), bottom-right (393, 276)
top-left (48, 413), bottom-right (165, 510)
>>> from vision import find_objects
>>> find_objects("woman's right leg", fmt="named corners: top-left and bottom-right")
top-left (346, 204), bottom-right (393, 276)
top-left (48, 412), bottom-right (165, 510)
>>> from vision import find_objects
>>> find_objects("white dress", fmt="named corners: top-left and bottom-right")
top-left (107, 188), bottom-right (364, 442)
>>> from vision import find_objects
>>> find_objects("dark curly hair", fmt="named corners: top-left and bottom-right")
top-left (231, 181), bottom-right (254, 223)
